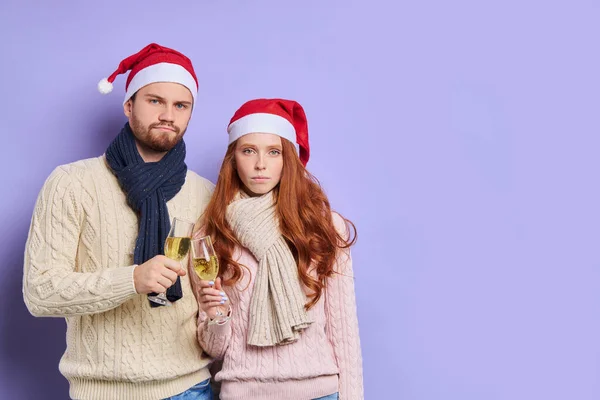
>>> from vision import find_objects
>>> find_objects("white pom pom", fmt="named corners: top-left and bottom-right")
top-left (98, 78), bottom-right (113, 94)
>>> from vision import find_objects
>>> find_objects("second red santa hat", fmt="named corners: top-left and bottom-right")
top-left (227, 98), bottom-right (310, 166)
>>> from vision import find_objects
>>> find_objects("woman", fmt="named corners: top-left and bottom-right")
top-left (191, 98), bottom-right (363, 399)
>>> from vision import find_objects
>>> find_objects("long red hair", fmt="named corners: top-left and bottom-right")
top-left (198, 138), bottom-right (356, 309)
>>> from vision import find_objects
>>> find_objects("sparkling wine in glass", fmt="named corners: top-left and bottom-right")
top-left (148, 217), bottom-right (194, 306)
top-left (191, 236), bottom-right (219, 282)
top-left (191, 236), bottom-right (226, 323)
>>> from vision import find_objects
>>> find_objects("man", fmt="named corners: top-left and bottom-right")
top-left (23, 43), bottom-right (215, 399)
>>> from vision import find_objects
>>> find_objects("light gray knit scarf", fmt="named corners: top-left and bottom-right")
top-left (226, 191), bottom-right (313, 346)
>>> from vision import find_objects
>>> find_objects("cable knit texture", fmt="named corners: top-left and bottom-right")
top-left (226, 191), bottom-right (312, 346)
top-left (23, 156), bottom-right (215, 400)
top-left (195, 213), bottom-right (364, 400)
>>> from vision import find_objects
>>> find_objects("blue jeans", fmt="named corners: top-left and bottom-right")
top-left (163, 379), bottom-right (213, 400)
top-left (314, 393), bottom-right (339, 400)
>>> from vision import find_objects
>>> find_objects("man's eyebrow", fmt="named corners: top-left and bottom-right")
top-left (144, 93), bottom-right (192, 105)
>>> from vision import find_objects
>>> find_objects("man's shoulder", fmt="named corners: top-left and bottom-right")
top-left (45, 156), bottom-right (107, 187)
top-left (185, 170), bottom-right (215, 194)
top-left (33, 157), bottom-right (108, 211)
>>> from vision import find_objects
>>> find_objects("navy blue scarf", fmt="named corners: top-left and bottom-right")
top-left (106, 123), bottom-right (187, 307)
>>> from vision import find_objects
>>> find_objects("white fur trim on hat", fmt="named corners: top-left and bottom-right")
top-left (123, 62), bottom-right (198, 104)
top-left (227, 113), bottom-right (296, 144)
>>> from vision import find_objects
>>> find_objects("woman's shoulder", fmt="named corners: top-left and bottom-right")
top-left (330, 211), bottom-right (351, 240)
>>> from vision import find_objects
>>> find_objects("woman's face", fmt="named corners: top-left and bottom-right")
top-left (234, 133), bottom-right (284, 196)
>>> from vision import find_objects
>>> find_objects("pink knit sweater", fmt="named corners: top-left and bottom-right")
top-left (194, 214), bottom-right (364, 400)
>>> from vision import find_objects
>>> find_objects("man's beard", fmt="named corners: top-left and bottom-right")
top-left (130, 113), bottom-right (186, 152)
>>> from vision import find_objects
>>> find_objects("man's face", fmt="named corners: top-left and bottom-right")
top-left (124, 82), bottom-right (193, 153)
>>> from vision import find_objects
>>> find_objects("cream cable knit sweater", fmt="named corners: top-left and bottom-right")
top-left (23, 156), bottom-right (214, 400)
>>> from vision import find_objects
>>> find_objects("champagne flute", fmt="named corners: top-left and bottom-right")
top-left (191, 236), bottom-right (224, 322)
top-left (148, 217), bottom-right (194, 306)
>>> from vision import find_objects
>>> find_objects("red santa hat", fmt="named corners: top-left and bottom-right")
top-left (227, 98), bottom-right (310, 166)
top-left (97, 43), bottom-right (198, 104)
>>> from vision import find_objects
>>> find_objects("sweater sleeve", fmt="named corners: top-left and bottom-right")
top-left (23, 166), bottom-right (138, 317)
top-left (197, 309), bottom-right (233, 360)
top-left (325, 213), bottom-right (364, 399)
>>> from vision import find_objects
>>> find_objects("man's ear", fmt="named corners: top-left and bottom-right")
top-left (123, 99), bottom-right (133, 118)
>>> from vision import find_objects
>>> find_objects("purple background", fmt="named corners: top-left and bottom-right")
top-left (1, 1), bottom-right (600, 399)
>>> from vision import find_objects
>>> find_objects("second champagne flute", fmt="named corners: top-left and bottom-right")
top-left (191, 236), bottom-right (226, 323)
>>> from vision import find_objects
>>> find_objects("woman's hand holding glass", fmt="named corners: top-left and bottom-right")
top-left (191, 236), bottom-right (230, 324)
